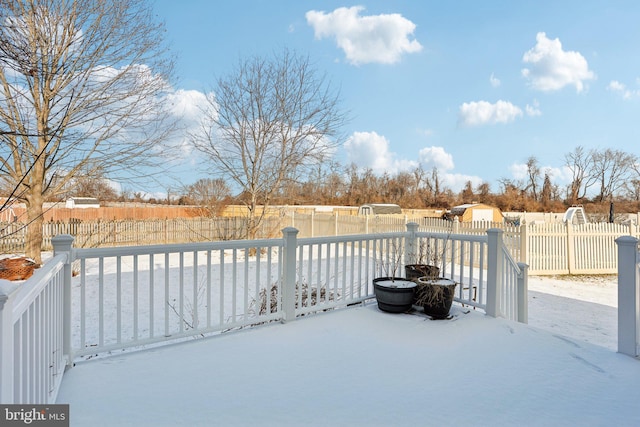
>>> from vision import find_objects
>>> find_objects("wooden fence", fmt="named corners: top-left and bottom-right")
top-left (0, 213), bottom-right (637, 275)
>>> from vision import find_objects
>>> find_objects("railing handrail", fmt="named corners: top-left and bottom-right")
top-left (74, 237), bottom-right (284, 259)
top-left (11, 253), bottom-right (66, 318)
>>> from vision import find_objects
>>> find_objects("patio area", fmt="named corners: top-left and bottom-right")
top-left (57, 301), bottom-right (640, 427)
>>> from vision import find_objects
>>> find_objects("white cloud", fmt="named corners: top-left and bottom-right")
top-left (344, 131), bottom-right (417, 174)
top-left (509, 163), bottom-right (529, 180)
top-left (525, 99), bottom-right (542, 117)
top-left (607, 80), bottom-right (639, 99)
top-left (458, 100), bottom-right (523, 127)
top-left (418, 146), bottom-right (454, 171)
top-left (163, 89), bottom-right (213, 159)
top-left (490, 73), bottom-right (501, 87)
top-left (343, 137), bottom-right (482, 192)
top-left (543, 166), bottom-right (572, 184)
top-left (608, 80), bottom-right (626, 92)
top-left (443, 173), bottom-right (483, 192)
top-left (305, 6), bottom-right (422, 65)
top-left (165, 89), bottom-right (211, 123)
top-left (521, 32), bottom-right (595, 93)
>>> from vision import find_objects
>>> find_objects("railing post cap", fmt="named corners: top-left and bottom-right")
top-left (487, 228), bottom-right (504, 235)
top-left (282, 227), bottom-right (299, 235)
top-left (51, 234), bottom-right (75, 244)
top-left (615, 235), bottom-right (638, 245)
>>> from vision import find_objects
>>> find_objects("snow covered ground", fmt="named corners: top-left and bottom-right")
top-left (528, 274), bottom-right (618, 350)
top-left (55, 273), bottom-right (640, 426)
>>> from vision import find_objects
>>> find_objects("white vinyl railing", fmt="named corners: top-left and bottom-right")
top-left (0, 224), bottom-right (527, 403)
top-left (0, 248), bottom-right (70, 404)
top-left (615, 236), bottom-right (640, 358)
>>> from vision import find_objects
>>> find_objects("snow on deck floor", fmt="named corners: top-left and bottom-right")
top-left (57, 302), bottom-right (640, 427)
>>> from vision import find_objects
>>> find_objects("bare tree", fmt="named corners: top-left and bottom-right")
top-left (476, 182), bottom-right (491, 204)
top-left (540, 173), bottom-right (552, 209)
top-left (590, 148), bottom-right (635, 202)
top-left (184, 178), bottom-right (231, 216)
top-left (0, 0), bottom-right (174, 262)
top-left (459, 180), bottom-right (474, 203)
top-left (524, 156), bottom-right (541, 201)
top-left (56, 166), bottom-right (120, 201)
top-left (193, 49), bottom-right (347, 239)
top-left (564, 146), bottom-right (594, 204)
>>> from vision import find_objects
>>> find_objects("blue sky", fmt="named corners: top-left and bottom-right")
top-left (151, 0), bottom-right (640, 196)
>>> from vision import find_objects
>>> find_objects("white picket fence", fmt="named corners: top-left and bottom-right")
top-left (0, 224), bottom-right (526, 403)
top-left (1, 213), bottom-right (638, 275)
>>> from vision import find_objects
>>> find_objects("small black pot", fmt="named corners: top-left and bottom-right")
top-left (373, 277), bottom-right (416, 313)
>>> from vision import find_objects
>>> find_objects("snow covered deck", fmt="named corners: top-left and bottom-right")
top-left (57, 302), bottom-right (640, 427)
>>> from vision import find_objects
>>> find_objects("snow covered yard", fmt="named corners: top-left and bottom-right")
top-left (56, 274), bottom-right (640, 427)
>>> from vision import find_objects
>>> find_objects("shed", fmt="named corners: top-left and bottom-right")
top-left (357, 203), bottom-right (402, 216)
top-left (447, 203), bottom-right (502, 222)
top-left (65, 197), bottom-right (100, 209)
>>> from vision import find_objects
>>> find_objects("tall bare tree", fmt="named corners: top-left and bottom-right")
top-left (193, 49), bottom-right (347, 239)
top-left (590, 148), bottom-right (636, 202)
top-left (0, 0), bottom-right (174, 262)
top-left (524, 156), bottom-right (541, 201)
top-left (564, 146), bottom-right (594, 204)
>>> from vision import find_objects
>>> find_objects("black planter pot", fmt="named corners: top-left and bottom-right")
top-left (373, 277), bottom-right (416, 313)
top-left (415, 278), bottom-right (457, 319)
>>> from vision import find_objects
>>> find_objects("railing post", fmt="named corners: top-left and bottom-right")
top-left (52, 234), bottom-right (75, 366)
top-left (405, 222), bottom-right (419, 265)
top-left (281, 227), bottom-right (299, 323)
top-left (616, 235), bottom-right (639, 357)
top-left (486, 228), bottom-right (504, 318)
top-left (517, 262), bottom-right (529, 324)
top-left (0, 281), bottom-right (20, 403)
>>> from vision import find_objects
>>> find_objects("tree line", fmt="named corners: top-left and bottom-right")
top-left (67, 144), bottom-right (640, 220)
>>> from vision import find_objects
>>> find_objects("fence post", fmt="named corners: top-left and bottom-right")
top-left (281, 227), bottom-right (299, 323)
top-left (519, 220), bottom-right (528, 264)
top-left (566, 221), bottom-right (575, 274)
top-left (616, 235), bottom-right (639, 357)
top-left (405, 222), bottom-right (419, 265)
top-left (517, 262), bottom-right (529, 324)
top-left (486, 228), bottom-right (504, 318)
top-left (0, 281), bottom-right (20, 403)
top-left (52, 234), bottom-right (75, 366)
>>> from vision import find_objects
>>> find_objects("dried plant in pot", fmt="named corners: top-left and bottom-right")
top-left (404, 233), bottom-right (447, 281)
top-left (415, 277), bottom-right (457, 319)
top-left (373, 239), bottom-right (416, 313)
